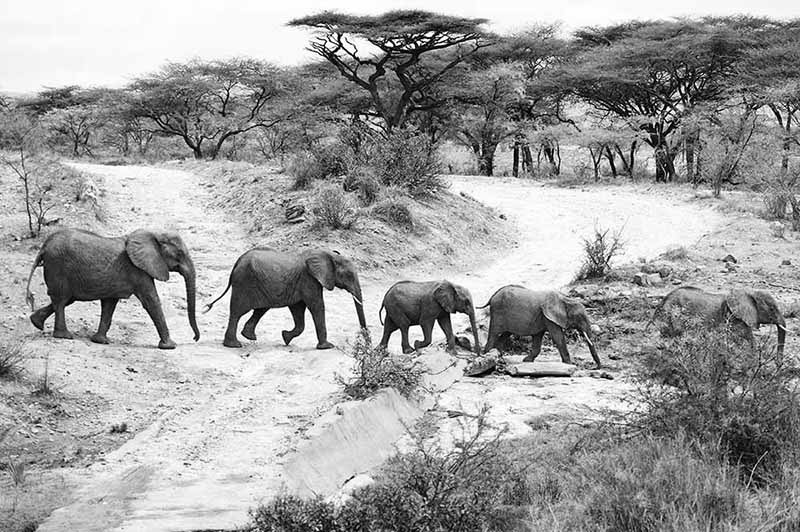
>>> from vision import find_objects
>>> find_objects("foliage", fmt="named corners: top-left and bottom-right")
top-left (372, 197), bottom-right (415, 231)
top-left (0, 339), bottom-right (26, 380)
top-left (371, 129), bottom-right (446, 195)
top-left (763, 186), bottom-right (790, 220)
top-left (32, 354), bottom-right (56, 397)
top-left (635, 325), bottom-right (800, 484)
top-left (337, 330), bottom-right (422, 400)
top-left (248, 408), bottom-right (526, 532)
top-left (289, 10), bottom-right (489, 131)
top-left (576, 224), bottom-right (625, 279)
top-left (310, 184), bottom-right (359, 230)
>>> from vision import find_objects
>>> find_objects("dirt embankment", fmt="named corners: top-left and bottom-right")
top-left (172, 160), bottom-right (515, 278)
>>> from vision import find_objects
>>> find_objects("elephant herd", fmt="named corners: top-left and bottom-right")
top-left (25, 228), bottom-right (788, 365)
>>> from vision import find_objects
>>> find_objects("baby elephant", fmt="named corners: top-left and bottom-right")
top-left (480, 285), bottom-right (601, 367)
top-left (378, 280), bottom-right (481, 355)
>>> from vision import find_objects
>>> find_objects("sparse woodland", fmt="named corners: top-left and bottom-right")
top-left (3, 10), bottom-right (800, 532)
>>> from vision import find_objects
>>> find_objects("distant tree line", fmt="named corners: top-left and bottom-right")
top-left (1, 11), bottom-right (799, 187)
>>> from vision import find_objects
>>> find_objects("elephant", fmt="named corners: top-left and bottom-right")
top-left (652, 286), bottom-right (786, 356)
top-left (204, 248), bottom-right (366, 349)
top-left (25, 228), bottom-right (199, 349)
top-left (378, 280), bottom-right (481, 355)
top-left (479, 285), bottom-right (601, 367)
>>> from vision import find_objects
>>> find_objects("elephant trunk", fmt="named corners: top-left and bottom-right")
top-left (179, 260), bottom-right (200, 341)
top-left (581, 330), bottom-right (601, 368)
top-left (468, 309), bottom-right (481, 355)
top-left (349, 282), bottom-right (367, 332)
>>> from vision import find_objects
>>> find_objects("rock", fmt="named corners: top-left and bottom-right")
top-left (721, 254), bottom-right (738, 264)
top-left (641, 263), bottom-right (672, 278)
top-left (463, 354), bottom-right (497, 377)
top-left (724, 262), bottom-right (737, 272)
top-left (782, 259), bottom-right (792, 266)
top-left (455, 336), bottom-right (472, 351)
top-left (633, 272), bottom-right (663, 287)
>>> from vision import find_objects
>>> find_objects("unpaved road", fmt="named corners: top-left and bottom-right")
top-left (35, 167), bottom-right (720, 532)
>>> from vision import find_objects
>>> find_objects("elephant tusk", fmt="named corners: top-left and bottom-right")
top-left (351, 295), bottom-right (363, 306)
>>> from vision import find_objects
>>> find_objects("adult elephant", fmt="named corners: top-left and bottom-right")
top-left (205, 248), bottom-right (366, 349)
top-left (25, 228), bottom-right (199, 349)
top-left (378, 280), bottom-right (481, 355)
top-left (653, 286), bottom-right (786, 356)
top-left (479, 285), bottom-right (601, 367)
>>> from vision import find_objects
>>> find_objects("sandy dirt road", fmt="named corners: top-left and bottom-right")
top-left (35, 167), bottom-right (721, 532)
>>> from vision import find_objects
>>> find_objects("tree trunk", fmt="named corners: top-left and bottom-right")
top-left (477, 141), bottom-right (497, 177)
top-left (604, 146), bottom-right (618, 177)
top-left (512, 143), bottom-right (520, 178)
top-left (522, 145), bottom-right (532, 174)
top-left (685, 135), bottom-right (695, 183)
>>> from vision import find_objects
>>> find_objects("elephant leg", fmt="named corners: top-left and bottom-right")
top-left (414, 320), bottom-right (435, 352)
top-left (546, 321), bottom-right (571, 364)
top-left (282, 302), bottom-right (306, 345)
top-left (223, 291), bottom-right (250, 348)
top-left (52, 299), bottom-right (74, 340)
top-left (523, 331), bottom-right (545, 362)
top-left (241, 308), bottom-right (268, 341)
top-left (307, 299), bottom-right (333, 350)
top-left (436, 314), bottom-right (456, 353)
top-left (91, 298), bottom-right (118, 344)
top-left (378, 317), bottom-right (398, 350)
top-left (399, 324), bottom-right (414, 354)
top-left (135, 288), bottom-right (174, 350)
top-left (483, 319), bottom-right (502, 353)
top-left (30, 304), bottom-right (54, 331)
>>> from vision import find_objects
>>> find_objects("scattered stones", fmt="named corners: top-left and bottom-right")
top-left (633, 272), bottom-right (664, 287)
top-left (721, 254), bottom-right (738, 264)
top-left (782, 259), bottom-right (792, 266)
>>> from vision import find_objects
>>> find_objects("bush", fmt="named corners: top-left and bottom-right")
top-left (287, 144), bottom-right (348, 190)
top-left (310, 184), bottom-right (359, 230)
top-left (372, 130), bottom-right (446, 196)
top-left (343, 167), bottom-right (382, 206)
top-left (763, 188), bottom-right (789, 220)
top-left (635, 325), bottom-right (800, 484)
top-left (576, 224), bottom-right (625, 279)
top-left (372, 198), bottom-right (414, 231)
top-left (0, 339), bottom-right (25, 379)
top-left (337, 331), bottom-right (422, 400)
top-left (248, 408), bottom-right (527, 532)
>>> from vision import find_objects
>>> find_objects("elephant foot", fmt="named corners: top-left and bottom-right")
top-left (30, 313), bottom-right (46, 331)
top-left (53, 329), bottom-right (74, 340)
top-left (402, 346), bottom-right (415, 355)
top-left (158, 339), bottom-right (177, 350)
top-left (316, 341), bottom-right (335, 350)
top-left (241, 327), bottom-right (257, 341)
top-left (281, 330), bottom-right (295, 346)
top-left (223, 338), bottom-right (243, 348)
top-left (90, 333), bottom-right (110, 345)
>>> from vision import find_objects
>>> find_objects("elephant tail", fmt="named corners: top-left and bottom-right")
top-left (476, 301), bottom-right (490, 309)
top-left (378, 301), bottom-right (386, 325)
top-left (203, 281), bottom-right (231, 314)
top-left (25, 248), bottom-right (45, 312)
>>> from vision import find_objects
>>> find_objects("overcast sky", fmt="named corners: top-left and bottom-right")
top-left (1, 0), bottom-right (797, 93)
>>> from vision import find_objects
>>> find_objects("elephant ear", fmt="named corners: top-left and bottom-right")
top-left (434, 282), bottom-right (456, 313)
top-left (306, 251), bottom-right (335, 291)
top-left (125, 230), bottom-right (169, 282)
top-left (542, 292), bottom-right (568, 329)
top-left (726, 291), bottom-right (758, 329)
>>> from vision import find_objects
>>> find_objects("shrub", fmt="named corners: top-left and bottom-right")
top-left (337, 330), bottom-right (422, 400)
top-left (635, 325), bottom-right (800, 484)
top-left (763, 188), bottom-right (789, 220)
top-left (372, 130), bottom-right (446, 196)
top-left (287, 152), bottom-right (323, 190)
top-left (343, 167), bottom-right (382, 206)
top-left (310, 184), bottom-right (359, 230)
top-left (248, 408), bottom-right (526, 532)
top-left (576, 224), bottom-right (625, 279)
top-left (372, 198), bottom-right (414, 231)
top-left (0, 339), bottom-right (25, 379)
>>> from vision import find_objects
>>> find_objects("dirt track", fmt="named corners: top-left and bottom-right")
top-left (33, 165), bottom-right (721, 531)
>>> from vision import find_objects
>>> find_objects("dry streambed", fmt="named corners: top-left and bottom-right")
top-left (27, 167), bottom-right (720, 532)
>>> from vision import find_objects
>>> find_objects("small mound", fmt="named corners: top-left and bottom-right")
top-left (183, 161), bottom-right (513, 276)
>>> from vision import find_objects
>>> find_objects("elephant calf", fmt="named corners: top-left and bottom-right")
top-left (205, 248), bottom-right (366, 349)
top-left (378, 280), bottom-right (481, 355)
top-left (25, 228), bottom-right (199, 349)
top-left (653, 286), bottom-right (786, 356)
top-left (479, 285), bottom-right (601, 367)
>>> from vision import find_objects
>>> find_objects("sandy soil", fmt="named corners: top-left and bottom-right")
top-left (6, 165), bottom-right (724, 532)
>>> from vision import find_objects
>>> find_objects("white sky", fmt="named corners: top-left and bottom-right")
top-left (1, 0), bottom-right (797, 93)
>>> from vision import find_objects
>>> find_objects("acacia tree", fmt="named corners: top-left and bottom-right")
top-left (560, 19), bottom-right (755, 182)
top-left (289, 10), bottom-right (490, 132)
top-left (129, 58), bottom-right (289, 159)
